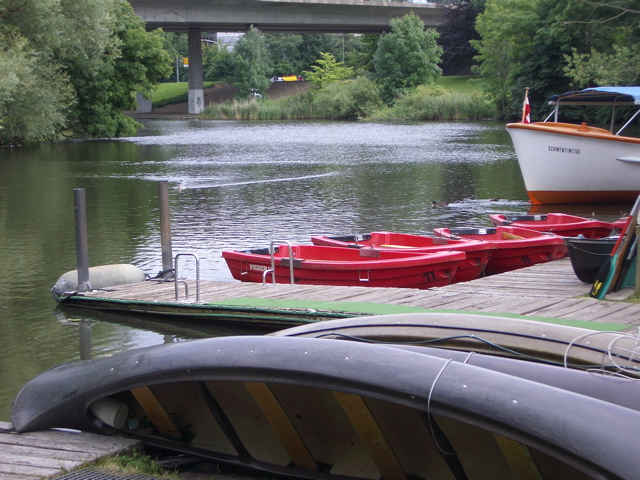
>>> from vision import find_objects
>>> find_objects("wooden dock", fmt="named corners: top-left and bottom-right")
top-left (58, 258), bottom-right (640, 330)
top-left (4, 259), bottom-right (639, 479)
top-left (0, 421), bottom-right (139, 480)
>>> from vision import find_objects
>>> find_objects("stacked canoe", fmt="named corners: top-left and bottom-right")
top-left (12, 313), bottom-right (640, 480)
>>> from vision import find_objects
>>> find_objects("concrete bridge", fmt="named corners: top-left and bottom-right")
top-left (128, 0), bottom-right (444, 34)
top-left (128, 0), bottom-right (446, 113)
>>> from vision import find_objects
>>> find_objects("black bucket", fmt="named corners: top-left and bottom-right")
top-left (564, 237), bottom-right (617, 284)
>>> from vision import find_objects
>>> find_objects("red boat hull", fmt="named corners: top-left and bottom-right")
top-left (489, 213), bottom-right (620, 239)
top-left (311, 232), bottom-right (495, 283)
top-left (434, 226), bottom-right (568, 275)
top-left (222, 244), bottom-right (464, 289)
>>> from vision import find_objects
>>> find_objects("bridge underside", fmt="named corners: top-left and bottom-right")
top-left (129, 0), bottom-right (444, 114)
top-left (129, 0), bottom-right (443, 34)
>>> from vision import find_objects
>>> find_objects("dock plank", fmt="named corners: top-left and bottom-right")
top-left (0, 422), bottom-right (140, 480)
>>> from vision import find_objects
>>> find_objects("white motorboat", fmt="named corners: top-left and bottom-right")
top-left (506, 86), bottom-right (640, 204)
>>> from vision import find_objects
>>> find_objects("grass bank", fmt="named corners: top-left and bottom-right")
top-left (152, 81), bottom-right (217, 108)
top-left (152, 76), bottom-right (494, 121)
top-left (90, 451), bottom-right (277, 480)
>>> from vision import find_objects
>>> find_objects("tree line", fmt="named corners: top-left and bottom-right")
top-left (472, 0), bottom-right (640, 119)
top-left (1, 0), bottom-right (639, 146)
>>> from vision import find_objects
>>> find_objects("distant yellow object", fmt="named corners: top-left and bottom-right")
top-left (283, 75), bottom-right (298, 81)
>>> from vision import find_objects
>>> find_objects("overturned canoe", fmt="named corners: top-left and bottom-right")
top-left (222, 244), bottom-right (464, 289)
top-left (274, 312), bottom-right (640, 376)
top-left (11, 335), bottom-right (640, 480)
top-left (310, 231), bottom-right (495, 283)
top-left (433, 226), bottom-right (568, 275)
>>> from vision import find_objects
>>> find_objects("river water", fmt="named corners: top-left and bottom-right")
top-left (0, 120), bottom-right (631, 421)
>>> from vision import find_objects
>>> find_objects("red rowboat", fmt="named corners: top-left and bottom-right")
top-left (433, 226), bottom-right (568, 275)
top-left (489, 213), bottom-right (620, 238)
top-left (310, 232), bottom-right (495, 283)
top-left (222, 244), bottom-right (464, 289)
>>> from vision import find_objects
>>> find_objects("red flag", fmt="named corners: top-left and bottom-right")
top-left (521, 87), bottom-right (531, 124)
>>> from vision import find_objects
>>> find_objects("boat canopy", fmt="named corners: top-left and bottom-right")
top-left (549, 87), bottom-right (640, 106)
top-left (545, 86), bottom-right (640, 133)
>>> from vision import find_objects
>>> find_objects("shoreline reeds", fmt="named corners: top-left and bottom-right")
top-left (200, 82), bottom-right (495, 122)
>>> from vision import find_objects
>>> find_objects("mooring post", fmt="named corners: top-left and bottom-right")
top-left (158, 181), bottom-right (174, 279)
top-left (79, 320), bottom-right (92, 360)
top-left (74, 188), bottom-right (91, 291)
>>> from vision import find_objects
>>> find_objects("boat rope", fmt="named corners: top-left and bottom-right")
top-left (564, 328), bottom-right (640, 377)
top-left (312, 332), bottom-right (619, 370)
top-left (426, 359), bottom-right (455, 455)
top-left (565, 243), bottom-right (612, 256)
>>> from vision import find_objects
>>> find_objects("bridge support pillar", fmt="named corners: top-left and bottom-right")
top-left (188, 27), bottom-right (204, 114)
top-left (135, 93), bottom-right (153, 113)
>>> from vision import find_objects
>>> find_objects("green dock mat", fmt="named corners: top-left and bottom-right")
top-left (206, 297), bottom-right (629, 332)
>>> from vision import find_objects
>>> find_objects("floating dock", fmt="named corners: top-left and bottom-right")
top-left (56, 258), bottom-right (640, 330)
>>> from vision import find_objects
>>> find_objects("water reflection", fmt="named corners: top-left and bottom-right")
top-left (52, 307), bottom-right (273, 363)
top-left (0, 120), bottom-right (631, 420)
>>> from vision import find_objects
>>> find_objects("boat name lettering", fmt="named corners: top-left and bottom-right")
top-left (249, 264), bottom-right (269, 272)
top-left (548, 146), bottom-right (581, 154)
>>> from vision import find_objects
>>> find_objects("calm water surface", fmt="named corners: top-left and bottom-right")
top-left (0, 120), bottom-right (631, 420)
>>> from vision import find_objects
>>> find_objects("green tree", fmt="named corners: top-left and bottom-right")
top-left (303, 52), bottom-right (354, 89)
top-left (204, 44), bottom-right (235, 82)
top-left (158, 32), bottom-right (188, 82)
top-left (472, 0), bottom-right (640, 119)
top-left (0, 0), bottom-right (172, 145)
top-left (348, 33), bottom-right (380, 74)
top-left (261, 33), bottom-right (364, 77)
top-left (0, 0), bottom-right (76, 144)
top-left (63, 0), bottom-right (172, 138)
top-left (232, 26), bottom-right (272, 98)
top-left (373, 13), bottom-right (443, 104)
top-left (265, 33), bottom-right (304, 75)
top-left (562, 0), bottom-right (640, 88)
top-left (471, 0), bottom-right (541, 118)
top-left (438, 0), bottom-right (484, 75)
top-left (313, 76), bottom-right (382, 119)
top-left (298, 34), bottom-right (343, 71)
top-left (565, 45), bottom-right (640, 88)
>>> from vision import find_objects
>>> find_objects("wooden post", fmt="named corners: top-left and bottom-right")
top-left (74, 188), bottom-right (90, 291)
top-left (158, 181), bottom-right (174, 279)
top-left (79, 319), bottom-right (92, 360)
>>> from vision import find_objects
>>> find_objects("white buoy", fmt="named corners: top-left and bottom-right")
top-left (51, 264), bottom-right (146, 299)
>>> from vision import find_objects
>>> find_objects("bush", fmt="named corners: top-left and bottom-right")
top-left (312, 77), bottom-right (383, 120)
top-left (368, 85), bottom-right (495, 121)
top-left (201, 92), bottom-right (318, 120)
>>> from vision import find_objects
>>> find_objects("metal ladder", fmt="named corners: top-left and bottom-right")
top-left (174, 253), bottom-right (200, 302)
top-left (263, 240), bottom-right (296, 285)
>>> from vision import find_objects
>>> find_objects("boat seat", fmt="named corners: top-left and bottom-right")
top-left (502, 233), bottom-right (525, 240)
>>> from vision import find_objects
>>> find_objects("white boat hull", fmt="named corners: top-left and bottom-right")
top-left (506, 122), bottom-right (640, 204)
